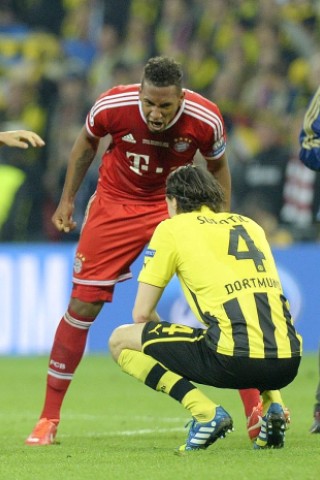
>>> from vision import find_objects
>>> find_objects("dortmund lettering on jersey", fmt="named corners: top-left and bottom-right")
top-left (139, 206), bottom-right (302, 359)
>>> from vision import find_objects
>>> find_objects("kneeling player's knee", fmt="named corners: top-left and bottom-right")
top-left (108, 326), bottom-right (128, 361)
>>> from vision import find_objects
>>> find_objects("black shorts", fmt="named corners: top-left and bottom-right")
top-left (142, 321), bottom-right (301, 392)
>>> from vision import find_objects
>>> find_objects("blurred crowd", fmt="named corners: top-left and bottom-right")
top-left (1, 0), bottom-right (320, 243)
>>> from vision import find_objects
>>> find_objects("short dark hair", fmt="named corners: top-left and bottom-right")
top-left (141, 56), bottom-right (183, 90)
top-left (166, 165), bottom-right (225, 213)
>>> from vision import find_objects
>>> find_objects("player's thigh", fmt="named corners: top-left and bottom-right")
top-left (119, 323), bottom-right (145, 350)
top-left (75, 197), bottom-right (168, 281)
top-left (142, 321), bottom-right (214, 384)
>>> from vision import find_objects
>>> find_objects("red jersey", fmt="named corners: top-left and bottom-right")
top-left (85, 84), bottom-right (227, 204)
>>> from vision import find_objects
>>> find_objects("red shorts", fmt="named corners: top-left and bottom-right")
top-left (71, 192), bottom-right (168, 302)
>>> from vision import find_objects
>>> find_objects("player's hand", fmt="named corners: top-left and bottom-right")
top-left (52, 202), bottom-right (77, 233)
top-left (0, 130), bottom-right (45, 149)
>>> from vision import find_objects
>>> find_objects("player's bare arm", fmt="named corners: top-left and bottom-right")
top-left (132, 282), bottom-right (164, 324)
top-left (111, 281), bottom-right (163, 361)
top-left (0, 130), bottom-right (45, 148)
top-left (52, 126), bottom-right (100, 233)
top-left (205, 153), bottom-right (231, 211)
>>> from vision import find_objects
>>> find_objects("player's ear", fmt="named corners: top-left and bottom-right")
top-left (171, 197), bottom-right (178, 216)
top-left (166, 196), bottom-right (178, 217)
top-left (173, 197), bottom-right (178, 209)
top-left (179, 90), bottom-right (185, 105)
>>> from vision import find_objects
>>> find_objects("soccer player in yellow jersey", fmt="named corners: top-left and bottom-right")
top-left (109, 164), bottom-right (302, 451)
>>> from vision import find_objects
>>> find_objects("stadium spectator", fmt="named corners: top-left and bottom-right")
top-left (0, 130), bottom-right (44, 242)
top-left (0, 64), bottom-right (48, 240)
top-left (119, 15), bottom-right (153, 68)
top-left (102, 0), bottom-right (133, 37)
top-left (14, 0), bottom-right (65, 36)
top-left (0, 129), bottom-right (45, 240)
top-left (231, 111), bottom-right (290, 222)
top-left (153, 0), bottom-right (195, 60)
top-left (108, 164), bottom-right (302, 451)
top-left (60, 3), bottom-right (98, 71)
top-left (88, 23), bottom-right (122, 101)
top-left (280, 112), bottom-right (320, 240)
top-left (298, 85), bottom-right (320, 433)
top-left (24, 55), bottom-right (266, 446)
top-left (183, 37), bottom-right (219, 96)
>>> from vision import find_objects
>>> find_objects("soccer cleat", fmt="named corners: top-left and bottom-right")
top-left (247, 402), bottom-right (264, 441)
top-left (310, 408), bottom-right (320, 433)
top-left (25, 418), bottom-right (58, 446)
top-left (253, 403), bottom-right (286, 449)
top-left (177, 406), bottom-right (233, 452)
top-left (247, 401), bottom-right (290, 441)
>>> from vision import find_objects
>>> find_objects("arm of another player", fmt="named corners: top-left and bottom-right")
top-left (299, 86), bottom-right (320, 171)
top-left (52, 125), bottom-right (100, 233)
top-left (205, 152), bottom-right (231, 211)
top-left (0, 130), bottom-right (45, 148)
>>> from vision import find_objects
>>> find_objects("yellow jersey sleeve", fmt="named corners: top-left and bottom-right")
top-left (138, 220), bottom-right (177, 287)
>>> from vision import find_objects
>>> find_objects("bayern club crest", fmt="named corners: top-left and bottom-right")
top-left (173, 137), bottom-right (192, 152)
top-left (73, 253), bottom-right (86, 273)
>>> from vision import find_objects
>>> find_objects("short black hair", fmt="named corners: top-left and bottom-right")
top-left (141, 56), bottom-right (183, 90)
top-left (166, 165), bottom-right (225, 213)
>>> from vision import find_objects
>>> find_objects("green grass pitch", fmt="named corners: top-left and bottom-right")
top-left (0, 353), bottom-right (319, 480)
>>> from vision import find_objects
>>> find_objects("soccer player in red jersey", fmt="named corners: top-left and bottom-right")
top-left (25, 56), bottom-right (260, 445)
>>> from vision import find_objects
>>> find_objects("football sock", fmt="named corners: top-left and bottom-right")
top-left (238, 389), bottom-right (261, 417)
top-left (118, 349), bottom-right (217, 422)
top-left (182, 388), bottom-right (218, 422)
top-left (261, 390), bottom-right (284, 415)
top-left (39, 308), bottom-right (95, 421)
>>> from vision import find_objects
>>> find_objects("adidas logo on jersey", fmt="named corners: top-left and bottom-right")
top-left (122, 133), bottom-right (136, 143)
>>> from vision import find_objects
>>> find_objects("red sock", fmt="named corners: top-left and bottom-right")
top-left (40, 308), bottom-right (95, 421)
top-left (238, 389), bottom-right (261, 417)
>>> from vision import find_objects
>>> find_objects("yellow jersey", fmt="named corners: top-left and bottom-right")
top-left (138, 206), bottom-right (302, 359)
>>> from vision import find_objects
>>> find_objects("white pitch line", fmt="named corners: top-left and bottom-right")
top-left (61, 427), bottom-right (185, 438)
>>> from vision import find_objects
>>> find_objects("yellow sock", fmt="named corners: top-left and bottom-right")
top-left (182, 389), bottom-right (217, 422)
top-left (262, 390), bottom-right (284, 415)
top-left (118, 348), bottom-right (158, 383)
top-left (118, 349), bottom-right (217, 421)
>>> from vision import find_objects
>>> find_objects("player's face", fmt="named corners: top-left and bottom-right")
top-left (140, 81), bottom-right (184, 133)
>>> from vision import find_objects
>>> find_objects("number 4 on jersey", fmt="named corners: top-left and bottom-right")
top-left (228, 225), bottom-right (266, 272)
